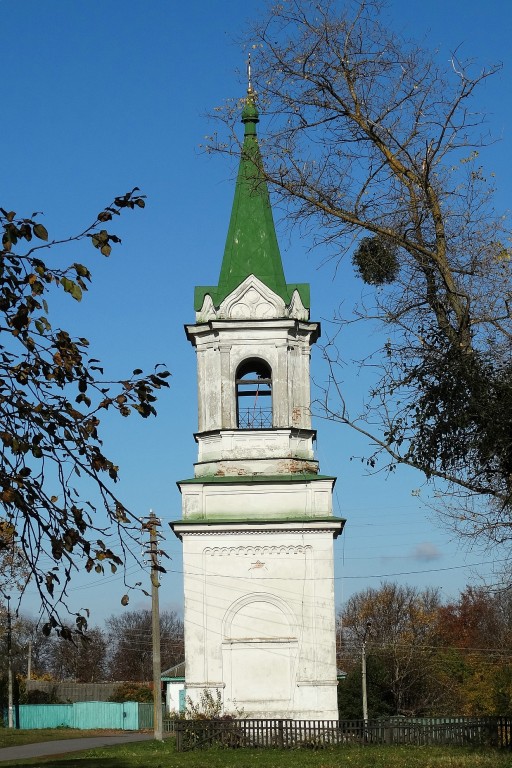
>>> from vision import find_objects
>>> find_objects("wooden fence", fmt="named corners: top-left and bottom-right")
top-left (24, 680), bottom-right (126, 703)
top-left (173, 716), bottom-right (512, 752)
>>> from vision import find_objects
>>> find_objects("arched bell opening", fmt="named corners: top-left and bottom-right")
top-left (236, 358), bottom-right (272, 429)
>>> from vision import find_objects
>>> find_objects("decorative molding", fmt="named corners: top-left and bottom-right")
top-left (223, 637), bottom-right (298, 645)
top-left (196, 293), bottom-right (216, 323)
top-left (173, 523), bottom-right (343, 537)
top-left (288, 289), bottom-right (309, 321)
top-left (296, 680), bottom-right (338, 687)
top-left (204, 544), bottom-right (311, 557)
top-left (230, 288), bottom-right (277, 320)
top-left (220, 275), bottom-right (286, 320)
top-left (195, 275), bottom-right (311, 322)
top-left (222, 591), bottom-right (298, 640)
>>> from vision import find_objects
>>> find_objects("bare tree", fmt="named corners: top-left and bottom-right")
top-left (49, 627), bottom-right (108, 682)
top-left (0, 522), bottom-right (30, 596)
top-left (106, 609), bottom-right (183, 681)
top-left (210, 0), bottom-right (512, 550)
top-left (12, 615), bottom-right (54, 679)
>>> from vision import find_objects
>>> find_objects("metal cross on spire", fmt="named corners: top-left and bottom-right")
top-left (247, 52), bottom-right (253, 95)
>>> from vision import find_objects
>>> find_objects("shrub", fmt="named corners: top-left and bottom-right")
top-left (108, 682), bottom-right (153, 703)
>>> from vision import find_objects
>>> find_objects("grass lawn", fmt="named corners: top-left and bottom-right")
top-left (0, 728), bottom-right (126, 748)
top-left (0, 737), bottom-right (510, 768)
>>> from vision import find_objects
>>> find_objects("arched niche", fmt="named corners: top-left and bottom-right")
top-left (222, 594), bottom-right (298, 707)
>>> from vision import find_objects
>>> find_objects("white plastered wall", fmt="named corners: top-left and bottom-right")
top-left (178, 523), bottom-right (340, 719)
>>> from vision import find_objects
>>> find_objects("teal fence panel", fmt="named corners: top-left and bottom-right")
top-left (12, 701), bottom-right (152, 730)
top-left (124, 702), bottom-right (139, 731)
top-left (138, 703), bottom-right (166, 730)
top-left (17, 704), bottom-right (73, 729)
top-left (72, 701), bottom-right (139, 730)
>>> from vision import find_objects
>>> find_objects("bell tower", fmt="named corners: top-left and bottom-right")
top-left (171, 82), bottom-right (344, 720)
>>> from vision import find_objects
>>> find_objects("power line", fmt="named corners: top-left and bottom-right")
top-left (164, 556), bottom-right (504, 581)
top-left (338, 559), bottom-right (505, 579)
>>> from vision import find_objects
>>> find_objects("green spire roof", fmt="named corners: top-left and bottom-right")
top-left (194, 90), bottom-right (309, 313)
top-left (216, 93), bottom-right (289, 301)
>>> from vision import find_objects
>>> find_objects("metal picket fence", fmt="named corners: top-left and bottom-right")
top-left (173, 716), bottom-right (512, 752)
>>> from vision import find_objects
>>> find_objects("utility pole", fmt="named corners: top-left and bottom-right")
top-left (361, 619), bottom-right (372, 730)
top-left (146, 511), bottom-right (163, 742)
top-left (7, 595), bottom-right (13, 729)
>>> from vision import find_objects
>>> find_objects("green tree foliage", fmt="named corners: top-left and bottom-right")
top-left (338, 655), bottom-right (394, 719)
top-left (0, 191), bottom-right (170, 633)
top-left (435, 587), bottom-right (512, 715)
top-left (212, 0), bottom-right (512, 548)
top-left (338, 583), bottom-right (512, 717)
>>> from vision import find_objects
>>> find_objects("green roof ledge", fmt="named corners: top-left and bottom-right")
top-left (194, 84), bottom-right (310, 313)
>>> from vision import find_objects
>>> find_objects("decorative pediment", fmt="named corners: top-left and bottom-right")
top-left (195, 276), bottom-right (310, 322)
top-left (221, 276), bottom-right (285, 320)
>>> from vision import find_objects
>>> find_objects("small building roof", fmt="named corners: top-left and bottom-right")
top-left (161, 660), bottom-right (185, 680)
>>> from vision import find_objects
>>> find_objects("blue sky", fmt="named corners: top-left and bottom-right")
top-left (3, 0), bottom-right (511, 627)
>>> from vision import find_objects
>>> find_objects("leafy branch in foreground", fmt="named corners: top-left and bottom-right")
top-left (209, 0), bottom-right (512, 552)
top-left (0, 189), bottom-right (170, 636)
